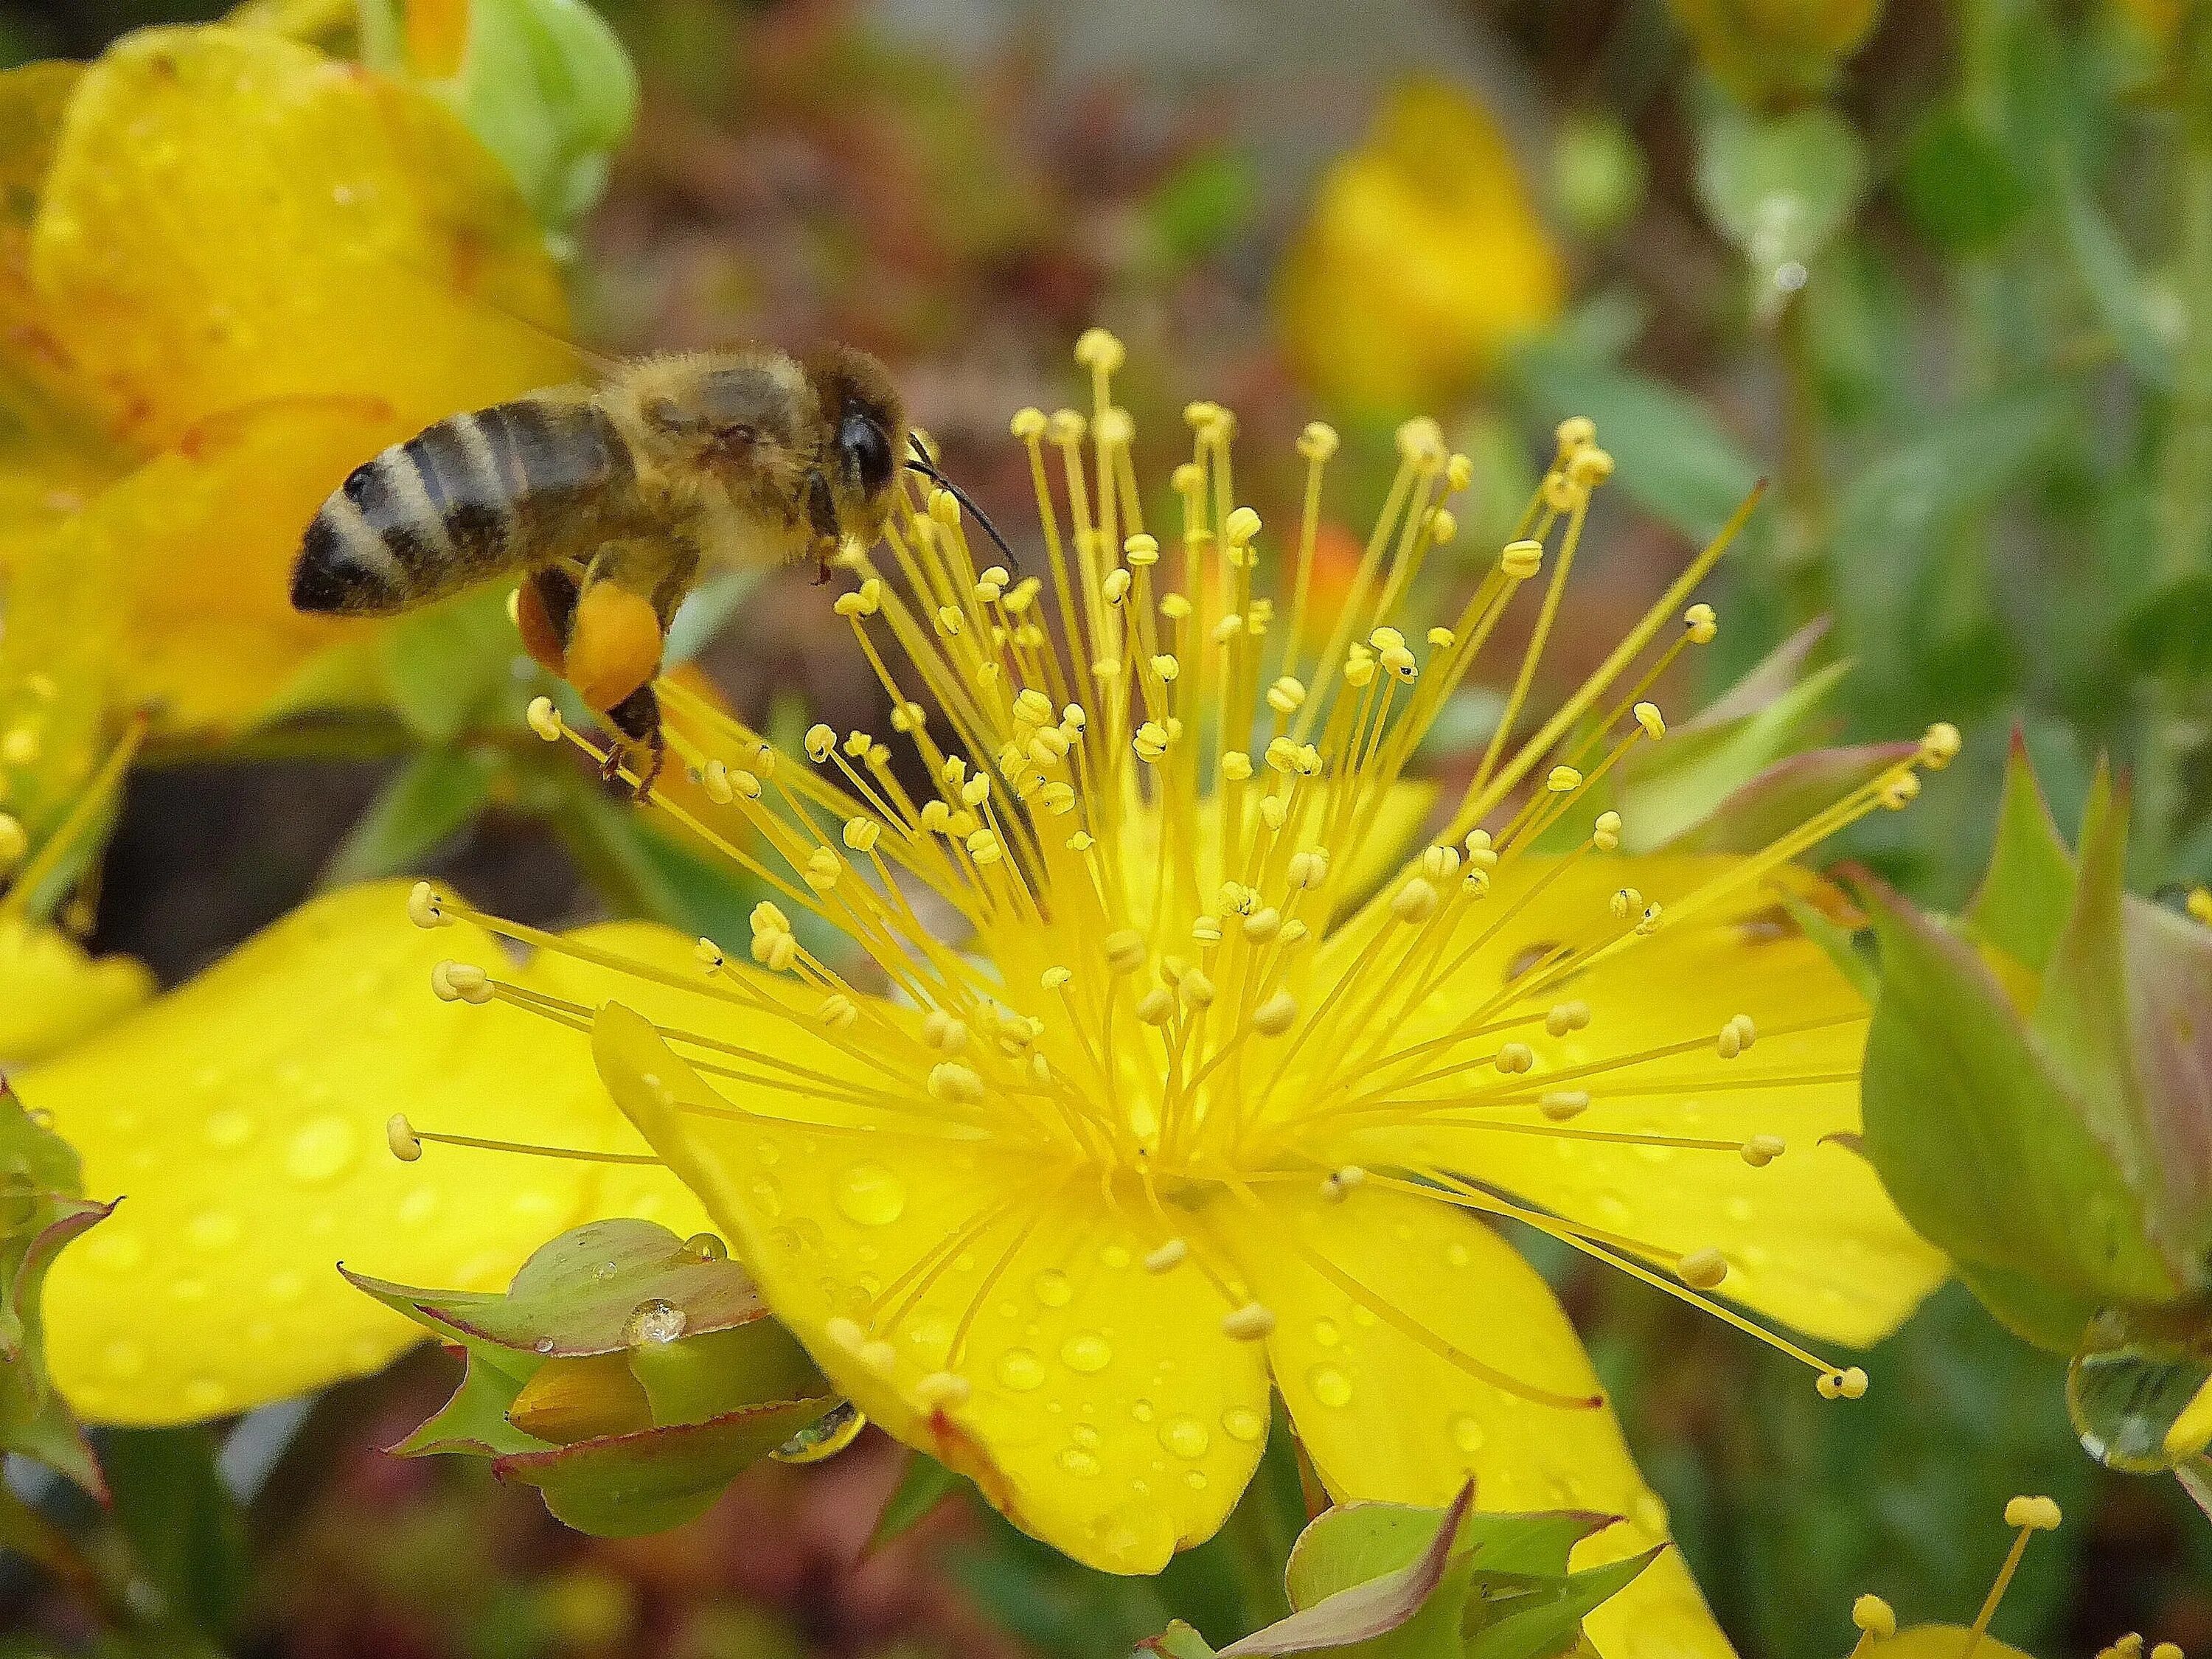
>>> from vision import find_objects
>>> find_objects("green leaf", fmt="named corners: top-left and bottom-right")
top-left (498, 1394), bottom-right (837, 1537)
top-left (1144, 1623), bottom-right (1223, 1659)
top-left (392, 1343), bottom-right (547, 1458)
top-left (2118, 899), bottom-right (2212, 1286)
top-left (1859, 879), bottom-right (2180, 1338)
top-left (1509, 343), bottom-right (1761, 546)
top-left (323, 748), bottom-right (498, 884)
top-left (1695, 105), bottom-right (1867, 282)
top-left (2054, 159), bottom-right (2172, 391)
top-left (1222, 1485), bottom-right (1473, 1656)
top-left (102, 1427), bottom-right (250, 1639)
top-left (0, 1077), bottom-right (104, 1496)
top-left (380, 586), bottom-right (522, 745)
top-left (869, 1450), bottom-right (971, 1550)
top-left (1895, 110), bottom-right (2031, 254)
top-left (1460, 1546), bottom-right (1663, 1659)
top-left (1966, 738), bottom-right (2079, 976)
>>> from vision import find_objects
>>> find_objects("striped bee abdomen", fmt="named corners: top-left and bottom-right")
top-left (291, 398), bottom-right (635, 616)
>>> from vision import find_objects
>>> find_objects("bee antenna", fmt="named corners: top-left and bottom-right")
top-left (905, 439), bottom-right (1020, 574)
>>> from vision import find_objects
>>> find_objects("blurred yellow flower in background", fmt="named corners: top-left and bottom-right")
top-left (1666, 0), bottom-right (1884, 107)
top-left (1275, 78), bottom-right (1564, 417)
top-left (0, 22), bottom-right (573, 741)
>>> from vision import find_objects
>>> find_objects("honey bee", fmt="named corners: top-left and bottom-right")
top-left (291, 343), bottom-right (928, 790)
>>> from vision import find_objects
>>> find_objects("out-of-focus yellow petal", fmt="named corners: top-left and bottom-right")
top-left (1276, 78), bottom-right (1563, 413)
top-left (1213, 1178), bottom-right (1729, 1659)
top-left (1338, 854), bottom-right (1948, 1348)
top-left (594, 1005), bottom-right (1270, 1573)
top-left (29, 24), bottom-right (572, 451)
top-left (1865, 1630), bottom-right (2033, 1659)
top-left (41, 397), bottom-right (411, 733)
top-left (0, 915), bottom-right (152, 1065)
top-left (29, 880), bottom-right (706, 1425)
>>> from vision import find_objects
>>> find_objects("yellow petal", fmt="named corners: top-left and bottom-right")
top-left (28, 880), bottom-right (705, 1425)
top-left (1865, 1631), bottom-right (2034, 1659)
top-left (1212, 1177), bottom-right (1730, 1659)
top-left (594, 1004), bottom-right (1270, 1573)
top-left (0, 915), bottom-right (152, 1065)
top-left (1339, 854), bottom-right (1947, 1347)
top-left (27, 396), bottom-right (414, 733)
top-left (29, 25), bottom-right (573, 451)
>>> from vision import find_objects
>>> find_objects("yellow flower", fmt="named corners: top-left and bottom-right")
top-left (1665, 0), bottom-right (1883, 107)
top-left (1275, 79), bottom-right (1564, 415)
top-left (0, 23), bottom-right (572, 736)
top-left (417, 336), bottom-right (1947, 1659)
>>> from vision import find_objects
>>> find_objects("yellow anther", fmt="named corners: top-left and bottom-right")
top-left (386, 1113), bottom-right (422, 1162)
top-left (1321, 1166), bottom-right (1366, 1200)
top-left (1593, 810), bottom-right (1623, 852)
top-left (2107, 1637), bottom-right (2146, 1659)
top-left (407, 882), bottom-right (452, 929)
top-left (0, 812), bottom-right (23, 872)
top-left (891, 700), bottom-right (926, 733)
top-left (805, 723), bottom-right (836, 762)
top-left (1427, 507), bottom-right (1458, 545)
top-left (1183, 400), bottom-right (1222, 431)
top-left (2191, 888), bottom-right (2212, 926)
top-left (1040, 966), bottom-right (1073, 992)
top-left (2003, 1495), bottom-right (2062, 1531)
top-left (927, 1062), bottom-right (986, 1106)
top-left (1105, 931), bottom-right (1147, 973)
top-left (1181, 970), bottom-right (1217, 1009)
top-left (1420, 845), bottom-right (1461, 882)
top-left (1144, 1238), bottom-right (1189, 1273)
top-left (1161, 594), bottom-right (1194, 624)
top-left (1611, 886), bottom-right (1643, 919)
top-left (1287, 849), bottom-right (1330, 890)
top-left (1816, 1366), bottom-right (1868, 1400)
top-left (1242, 905), bottom-right (1281, 942)
top-left (933, 604), bottom-right (963, 636)
top-left (1919, 722), bottom-right (1962, 769)
top-left (843, 817), bottom-right (882, 853)
top-left (1134, 721), bottom-right (1172, 762)
top-left (1075, 327), bottom-right (1126, 373)
top-left (1464, 828), bottom-right (1495, 860)
top-left (1343, 650), bottom-right (1375, 689)
top-left (2149, 1645), bottom-right (2181, 1659)
top-left (1677, 1248), bottom-right (1728, 1290)
top-left (1879, 772), bottom-right (1922, 810)
top-left (1267, 676), bottom-right (1307, 714)
top-left (1158, 955), bottom-right (1187, 988)
top-left (1259, 796), bottom-right (1287, 831)
top-left (1192, 914), bottom-right (1224, 945)
top-left (431, 961), bottom-right (493, 1005)
top-left (1101, 568), bottom-right (1132, 605)
top-left (702, 760), bottom-right (735, 803)
top-left (752, 900), bottom-right (791, 936)
top-left (1225, 507), bottom-right (1262, 546)
top-left (1391, 877), bottom-right (1439, 925)
top-left (1219, 750), bottom-right (1253, 784)
top-left (1851, 1597), bottom-right (1896, 1638)
top-left (1742, 1134), bottom-right (1786, 1167)
top-left (1212, 613), bottom-right (1247, 644)
top-left (1395, 416), bottom-right (1445, 467)
top-left (832, 590), bottom-right (872, 618)
top-left (961, 774), bottom-right (992, 807)
top-left (1039, 780), bottom-right (1077, 814)
top-left (1221, 1303), bottom-right (1276, 1340)
top-left (694, 937), bottom-right (725, 970)
top-left (1297, 421), bottom-right (1340, 462)
top-left (804, 847), bottom-right (843, 891)
top-left (1279, 919), bottom-right (1311, 947)
top-left (1637, 903), bottom-right (1664, 936)
top-left (818, 993), bottom-right (858, 1031)
top-left (526, 696), bottom-right (563, 742)
top-left (1251, 988), bottom-right (1298, 1037)
top-left (1152, 653), bottom-right (1180, 683)
top-left (1568, 447), bottom-right (1615, 487)
top-left (1545, 1001), bottom-right (1590, 1037)
top-left (1634, 702), bottom-right (1666, 739)
top-left (1540, 1091), bottom-right (1590, 1121)
top-left (1047, 408), bottom-right (1087, 445)
top-left (1547, 765), bottom-right (1582, 793)
top-left (965, 827), bottom-right (1002, 865)
top-left (1135, 986), bottom-right (1176, 1025)
top-left (1555, 416), bottom-right (1597, 453)
top-left (1496, 1042), bottom-right (1535, 1074)
top-left (1122, 532), bottom-right (1161, 568)
top-left (1686, 603), bottom-right (1718, 644)
top-left (973, 575), bottom-right (1004, 603)
top-left (1501, 539), bottom-right (1544, 579)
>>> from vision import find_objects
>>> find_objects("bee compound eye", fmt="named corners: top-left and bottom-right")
top-left (839, 411), bottom-right (894, 495)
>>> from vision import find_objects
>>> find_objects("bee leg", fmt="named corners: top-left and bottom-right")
top-left (603, 683), bottom-right (665, 799)
top-left (806, 467), bottom-right (840, 585)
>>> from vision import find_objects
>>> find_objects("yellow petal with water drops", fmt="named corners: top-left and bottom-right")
top-left (593, 1004), bottom-right (1270, 1573)
top-left (29, 24), bottom-right (572, 451)
top-left (0, 916), bottom-right (152, 1066)
top-left (1865, 1630), bottom-right (2034, 1659)
top-left (1211, 1178), bottom-right (1730, 1659)
top-left (27, 880), bottom-right (699, 1425)
top-left (1338, 853), bottom-right (1947, 1348)
top-left (41, 395), bottom-right (409, 734)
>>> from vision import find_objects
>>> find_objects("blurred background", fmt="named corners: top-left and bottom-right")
top-left (2, 0), bottom-right (2209, 1655)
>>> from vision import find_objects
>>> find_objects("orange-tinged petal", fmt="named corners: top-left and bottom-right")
top-left (1329, 854), bottom-right (1947, 1348)
top-left (29, 880), bottom-right (706, 1425)
top-left (1211, 1178), bottom-right (1728, 1659)
top-left (29, 25), bottom-right (573, 451)
top-left (594, 1004), bottom-right (1270, 1573)
top-left (0, 915), bottom-right (152, 1065)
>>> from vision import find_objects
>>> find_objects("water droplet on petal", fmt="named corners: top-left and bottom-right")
top-left (1160, 1416), bottom-right (1210, 1460)
top-left (1307, 1365), bottom-right (1352, 1408)
top-left (285, 1116), bottom-right (358, 1186)
top-left (624, 1298), bottom-right (686, 1346)
top-left (1222, 1408), bottom-right (1265, 1443)
top-left (684, 1232), bottom-right (727, 1261)
top-left (995, 1348), bottom-right (1045, 1391)
top-left (1061, 1332), bottom-right (1113, 1373)
top-left (1072, 1422), bottom-right (1101, 1450)
top-left (534, 1336), bottom-right (557, 1354)
top-left (834, 1163), bottom-right (906, 1226)
top-left (1032, 1269), bottom-right (1072, 1307)
top-left (1059, 1447), bottom-right (1102, 1478)
top-left (204, 1110), bottom-right (254, 1150)
top-left (1450, 1413), bottom-right (1485, 1454)
top-left (1312, 1317), bottom-right (1340, 1348)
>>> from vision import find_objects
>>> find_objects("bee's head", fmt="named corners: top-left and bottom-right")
top-left (802, 344), bottom-right (907, 544)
